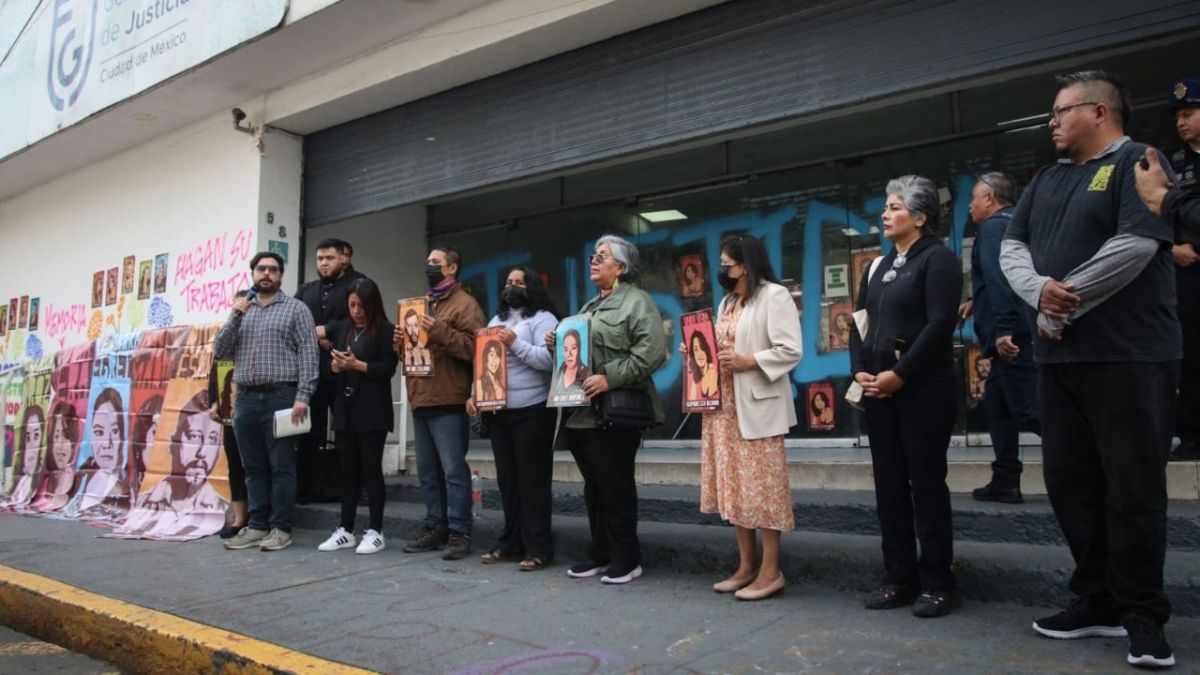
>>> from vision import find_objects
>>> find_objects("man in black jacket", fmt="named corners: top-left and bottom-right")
top-left (966, 172), bottom-right (1040, 503)
top-left (296, 238), bottom-right (367, 502)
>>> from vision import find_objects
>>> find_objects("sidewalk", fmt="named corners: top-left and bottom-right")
top-left (2, 496), bottom-right (1199, 674)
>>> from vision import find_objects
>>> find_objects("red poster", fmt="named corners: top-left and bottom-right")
top-left (681, 310), bottom-right (721, 412)
top-left (807, 382), bottom-right (835, 431)
top-left (398, 297), bottom-right (432, 377)
top-left (827, 302), bottom-right (854, 351)
top-left (473, 327), bottom-right (508, 412)
top-left (678, 255), bottom-right (705, 298)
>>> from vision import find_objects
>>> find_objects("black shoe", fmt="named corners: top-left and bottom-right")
top-left (1169, 441), bottom-right (1200, 462)
top-left (1125, 612), bottom-right (1175, 668)
top-left (403, 526), bottom-right (448, 553)
top-left (863, 583), bottom-right (919, 610)
top-left (218, 523), bottom-right (245, 539)
top-left (566, 561), bottom-right (608, 579)
top-left (912, 589), bottom-right (962, 618)
top-left (972, 482), bottom-right (1024, 504)
top-left (442, 533), bottom-right (472, 560)
top-left (1032, 597), bottom-right (1126, 639)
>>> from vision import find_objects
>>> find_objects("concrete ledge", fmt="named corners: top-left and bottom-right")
top-left (0, 564), bottom-right (374, 675)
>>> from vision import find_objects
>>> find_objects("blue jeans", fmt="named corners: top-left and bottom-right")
top-left (233, 387), bottom-right (299, 532)
top-left (413, 410), bottom-right (471, 534)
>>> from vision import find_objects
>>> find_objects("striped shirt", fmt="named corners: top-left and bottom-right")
top-left (213, 292), bottom-right (319, 403)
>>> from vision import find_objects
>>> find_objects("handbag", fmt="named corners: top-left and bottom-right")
top-left (594, 388), bottom-right (657, 430)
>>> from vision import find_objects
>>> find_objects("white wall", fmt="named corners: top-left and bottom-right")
top-left (0, 110), bottom-right (269, 361)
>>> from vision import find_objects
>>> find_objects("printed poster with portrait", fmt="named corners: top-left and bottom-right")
top-left (56, 332), bottom-right (140, 526)
top-left (548, 314), bottom-right (591, 408)
top-left (105, 267), bottom-right (118, 306)
top-left (807, 382), bottom-right (836, 432)
top-left (681, 311), bottom-right (721, 412)
top-left (1, 359), bottom-right (49, 510)
top-left (967, 346), bottom-right (990, 409)
top-left (122, 256), bottom-right (136, 295)
top-left (473, 327), bottom-right (508, 412)
top-left (153, 254), bottom-right (169, 295)
top-left (398, 297), bottom-right (432, 377)
top-left (28, 298), bottom-right (39, 332)
top-left (678, 255), bottom-right (706, 298)
top-left (31, 342), bottom-right (93, 514)
top-left (112, 325), bottom-right (229, 541)
top-left (0, 368), bottom-right (20, 494)
top-left (18, 296), bottom-right (29, 329)
top-left (127, 327), bottom-right (188, 499)
top-left (7, 298), bottom-right (15, 330)
top-left (0, 306), bottom-right (6, 336)
top-left (851, 248), bottom-right (882, 301)
top-left (138, 261), bottom-right (153, 300)
top-left (825, 302), bottom-right (854, 352)
top-left (91, 271), bottom-right (104, 308)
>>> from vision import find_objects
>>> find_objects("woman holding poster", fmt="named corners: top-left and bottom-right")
top-left (690, 234), bottom-right (802, 601)
top-left (315, 279), bottom-right (399, 555)
top-left (468, 266), bottom-right (559, 571)
top-left (550, 235), bottom-right (666, 586)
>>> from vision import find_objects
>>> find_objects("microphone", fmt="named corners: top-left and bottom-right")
top-left (234, 288), bottom-right (257, 315)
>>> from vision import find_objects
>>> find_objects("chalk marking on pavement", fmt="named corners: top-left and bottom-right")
top-left (0, 563), bottom-right (377, 674)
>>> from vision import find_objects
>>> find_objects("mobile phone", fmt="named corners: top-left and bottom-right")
top-left (1139, 156), bottom-right (1150, 170)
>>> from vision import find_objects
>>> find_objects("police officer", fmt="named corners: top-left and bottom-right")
top-left (1135, 78), bottom-right (1200, 461)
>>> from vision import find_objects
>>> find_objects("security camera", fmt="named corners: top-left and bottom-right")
top-left (231, 108), bottom-right (246, 123)
top-left (231, 107), bottom-right (256, 135)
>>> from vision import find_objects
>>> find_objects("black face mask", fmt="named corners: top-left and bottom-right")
top-left (501, 285), bottom-right (528, 308)
top-left (717, 264), bottom-right (739, 292)
top-left (425, 265), bottom-right (446, 287)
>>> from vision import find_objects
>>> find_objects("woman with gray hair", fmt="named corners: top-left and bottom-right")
top-left (545, 234), bottom-right (667, 585)
top-left (849, 175), bottom-right (964, 618)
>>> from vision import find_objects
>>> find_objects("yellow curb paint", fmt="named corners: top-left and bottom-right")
top-left (0, 564), bottom-right (377, 675)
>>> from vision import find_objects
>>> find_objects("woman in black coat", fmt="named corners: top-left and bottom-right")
top-left (317, 278), bottom-right (399, 555)
top-left (850, 175), bottom-right (963, 618)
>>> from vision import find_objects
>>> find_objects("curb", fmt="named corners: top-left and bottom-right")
top-left (0, 564), bottom-right (377, 675)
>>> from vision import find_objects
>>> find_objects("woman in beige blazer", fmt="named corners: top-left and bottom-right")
top-left (685, 234), bottom-right (802, 601)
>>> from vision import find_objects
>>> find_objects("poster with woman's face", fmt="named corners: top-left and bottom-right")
top-left (138, 261), bottom-right (152, 300)
top-left (681, 310), bottom-right (721, 412)
top-left (548, 314), bottom-right (590, 407)
top-left (105, 267), bottom-right (118, 306)
top-left (0, 307), bottom-right (7, 336)
top-left (851, 248), bottom-right (882, 301)
top-left (7, 298), bottom-right (16, 330)
top-left (34, 341), bottom-right (93, 514)
top-left (153, 254), bottom-right (168, 294)
top-left (398, 297), bottom-right (432, 377)
top-left (122, 256), bottom-right (136, 295)
top-left (826, 302), bottom-right (854, 352)
top-left (473, 327), bottom-right (508, 412)
top-left (678, 255), bottom-right (705, 298)
top-left (91, 272), bottom-right (104, 308)
top-left (18, 296), bottom-right (29, 328)
top-left (28, 298), bottom-right (39, 332)
top-left (807, 382), bottom-right (836, 432)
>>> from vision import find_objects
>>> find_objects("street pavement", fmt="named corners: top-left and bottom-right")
top-left (0, 504), bottom-right (1197, 674)
top-left (0, 624), bottom-right (121, 674)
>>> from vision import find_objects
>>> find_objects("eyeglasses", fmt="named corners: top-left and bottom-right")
top-left (1049, 101), bottom-right (1099, 122)
top-left (590, 253), bottom-right (611, 264)
top-left (254, 265), bottom-right (280, 273)
top-left (880, 254), bottom-right (907, 284)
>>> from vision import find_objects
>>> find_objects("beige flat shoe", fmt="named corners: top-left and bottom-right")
top-left (734, 574), bottom-right (785, 601)
top-left (713, 572), bottom-right (758, 593)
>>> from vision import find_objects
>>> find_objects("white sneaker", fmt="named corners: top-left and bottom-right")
top-left (356, 529), bottom-right (385, 555)
top-left (317, 527), bottom-right (356, 552)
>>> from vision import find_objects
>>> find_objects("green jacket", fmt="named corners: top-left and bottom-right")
top-left (566, 282), bottom-right (667, 430)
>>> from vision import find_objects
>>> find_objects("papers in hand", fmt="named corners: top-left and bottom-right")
top-left (273, 408), bottom-right (311, 438)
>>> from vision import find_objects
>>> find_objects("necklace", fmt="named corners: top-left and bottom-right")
top-left (352, 326), bottom-right (366, 343)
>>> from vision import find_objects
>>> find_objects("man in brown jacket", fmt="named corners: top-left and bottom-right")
top-left (395, 245), bottom-right (486, 560)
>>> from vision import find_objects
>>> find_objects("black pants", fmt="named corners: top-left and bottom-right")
top-left (489, 405), bottom-right (557, 559)
top-left (336, 430), bottom-right (387, 533)
top-left (298, 382), bottom-right (335, 500)
top-left (223, 425), bottom-right (247, 503)
top-left (983, 335), bottom-right (1041, 488)
top-left (864, 376), bottom-right (958, 591)
top-left (568, 427), bottom-right (642, 570)
top-left (1176, 266), bottom-right (1200, 444)
top-left (1040, 361), bottom-right (1178, 623)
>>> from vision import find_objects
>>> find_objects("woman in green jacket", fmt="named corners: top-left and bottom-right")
top-left (547, 234), bottom-right (666, 585)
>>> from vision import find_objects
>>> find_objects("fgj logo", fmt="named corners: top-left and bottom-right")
top-left (46, 0), bottom-right (98, 111)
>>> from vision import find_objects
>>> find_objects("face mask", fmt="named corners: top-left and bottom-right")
top-left (717, 264), bottom-right (739, 292)
top-left (425, 265), bottom-right (446, 287)
top-left (501, 285), bottom-right (528, 308)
